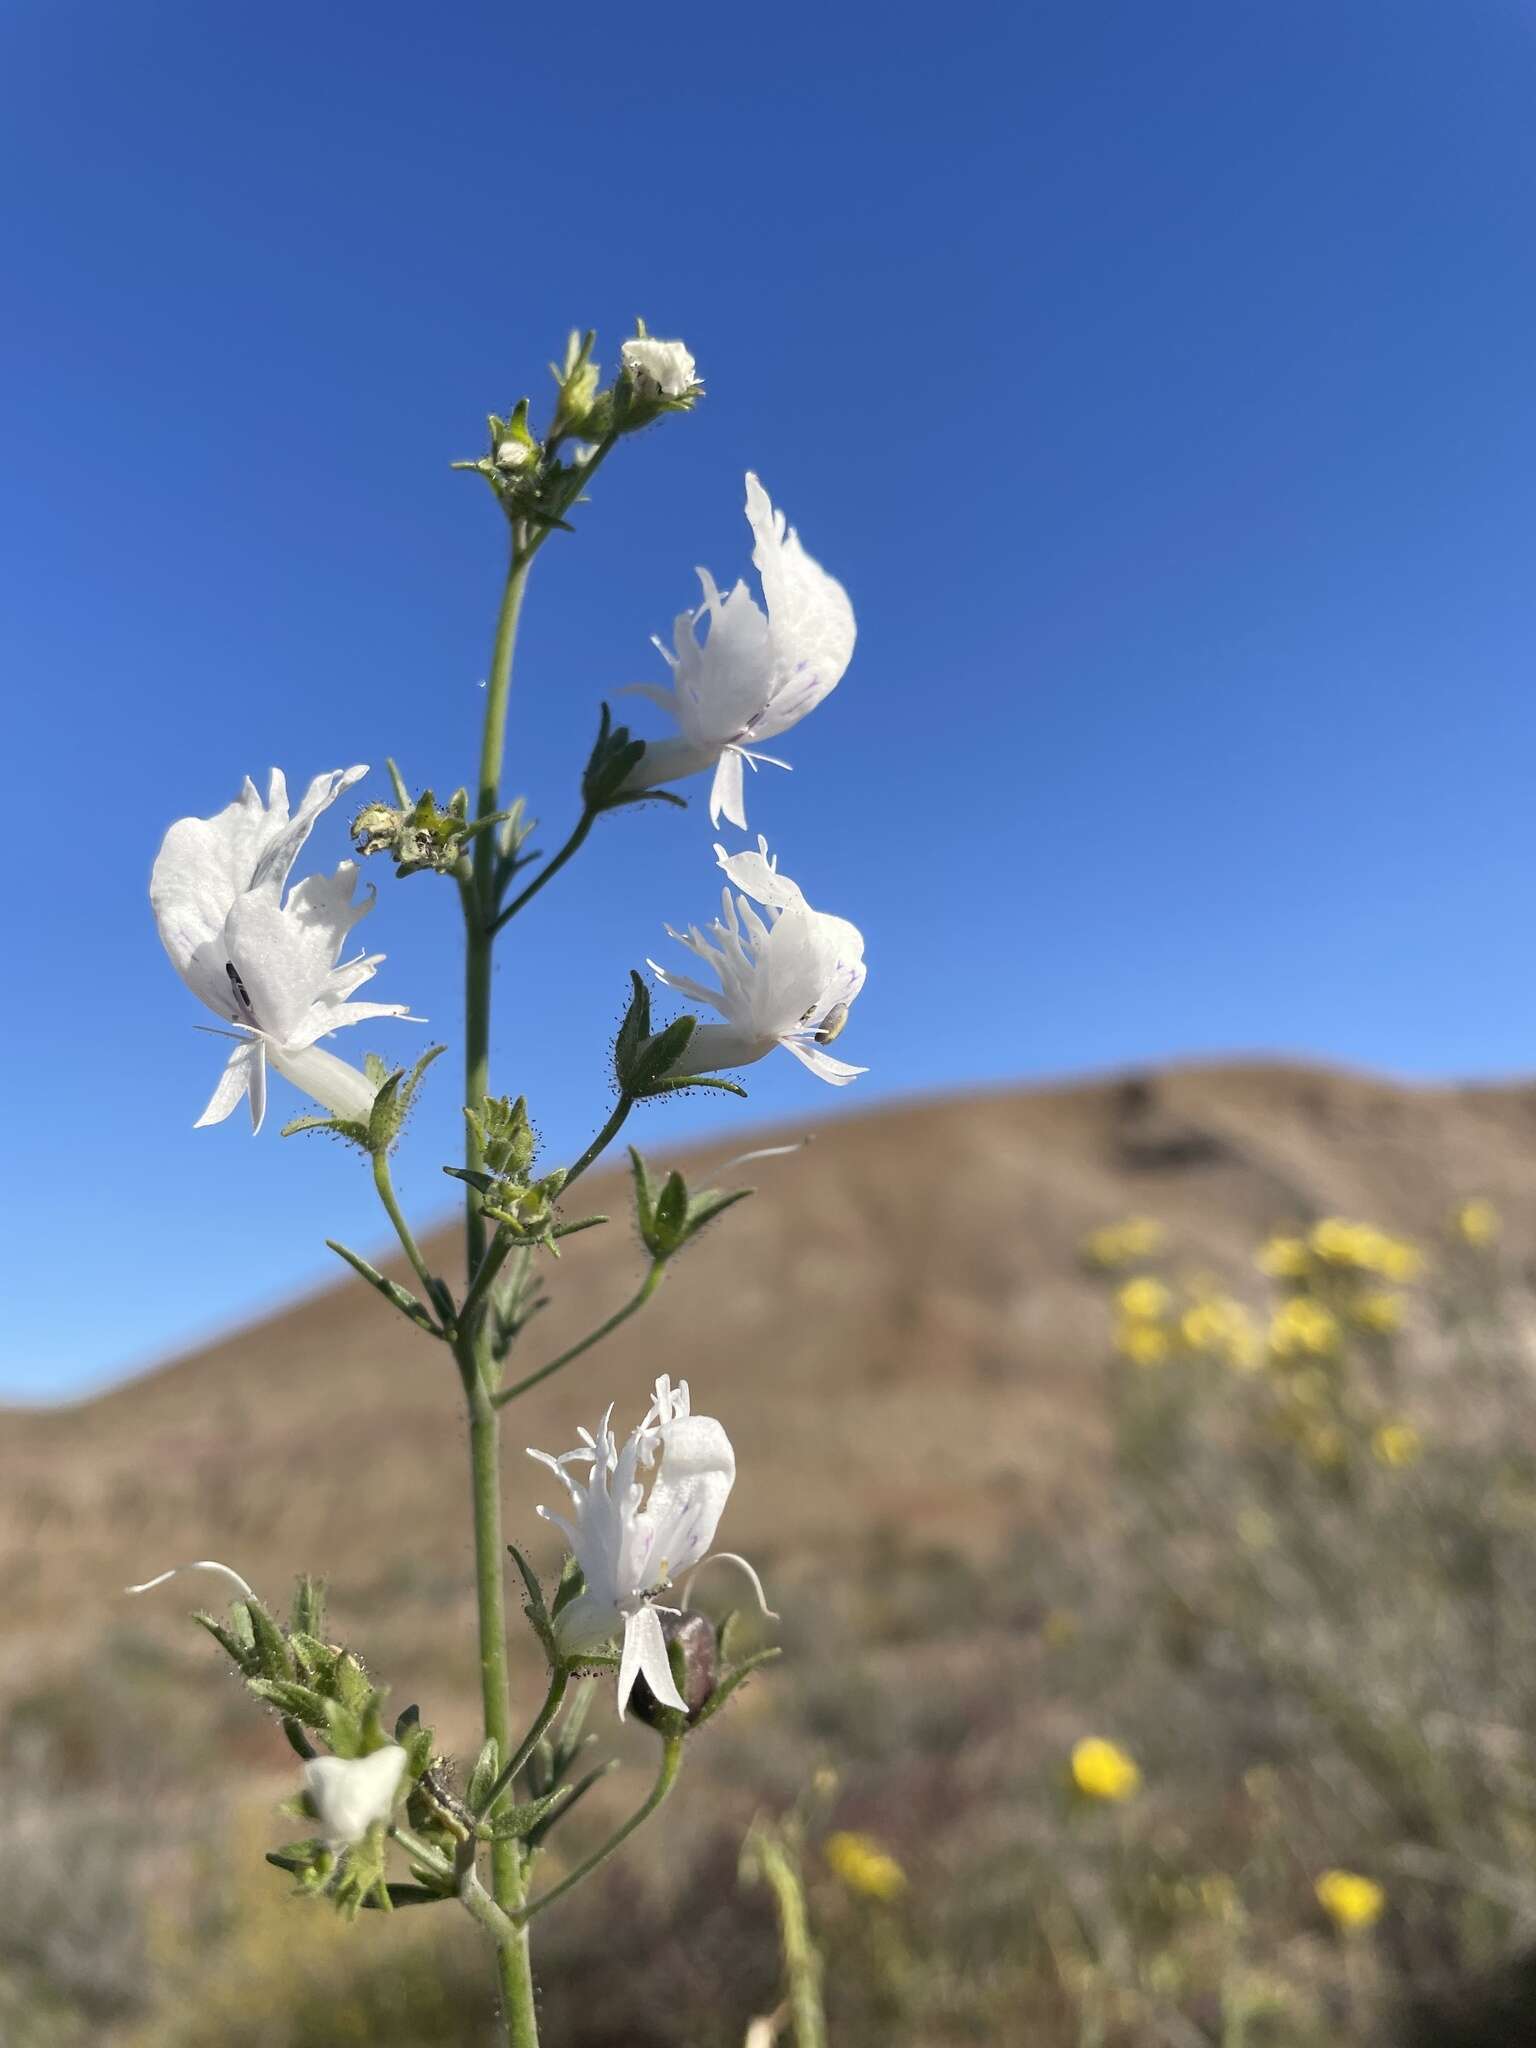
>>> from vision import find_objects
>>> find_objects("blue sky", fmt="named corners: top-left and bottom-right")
top-left (4, 1), bottom-right (1535, 1399)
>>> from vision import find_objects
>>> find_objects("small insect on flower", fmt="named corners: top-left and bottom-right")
top-left (1315, 1868), bottom-right (1385, 1932)
top-left (813, 1001), bottom-right (850, 1046)
top-left (1070, 1737), bottom-right (1141, 1803)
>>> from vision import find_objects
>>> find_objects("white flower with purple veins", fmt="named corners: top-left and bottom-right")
top-left (150, 766), bottom-right (412, 1133)
top-left (620, 335), bottom-right (699, 400)
top-left (529, 1377), bottom-right (741, 1719)
top-left (652, 839), bottom-right (867, 1086)
top-left (625, 473), bottom-right (855, 829)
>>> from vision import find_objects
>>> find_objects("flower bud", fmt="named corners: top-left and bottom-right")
top-left (621, 334), bottom-right (698, 401)
top-left (628, 1611), bottom-right (718, 1728)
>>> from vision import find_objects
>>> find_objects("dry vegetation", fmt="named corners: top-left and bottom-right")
top-left (5, 1062), bottom-right (1536, 2044)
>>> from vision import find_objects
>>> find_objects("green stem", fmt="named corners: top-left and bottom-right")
top-left (517, 1734), bottom-right (684, 1925)
top-left (489, 805), bottom-right (597, 935)
top-left (756, 1834), bottom-right (827, 2048)
top-left (391, 1824), bottom-right (456, 1884)
top-left (458, 531), bottom-right (543, 2046)
top-left (461, 1226), bottom-right (516, 1338)
top-left (372, 1149), bottom-right (446, 1321)
top-left (463, 1372), bottom-right (539, 2043)
top-left (475, 1666), bottom-right (571, 1820)
top-left (492, 1262), bottom-right (665, 1408)
top-left (465, 538), bottom-right (532, 1275)
top-left (564, 1095), bottom-right (635, 1191)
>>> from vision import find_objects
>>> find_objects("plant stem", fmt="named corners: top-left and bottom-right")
top-left (464, 1372), bottom-right (540, 2042)
top-left (459, 530), bottom-right (542, 2046)
top-left (755, 1836), bottom-right (827, 2048)
top-left (517, 1734), bottom-right (684, 1924)
top-left (372, 1148), bottom-right (445, 1317)
top-left (465, 537), bottom-right (532, 1274)
top-left (564, 1095), bottom-right (635, 1191)
top-left (489, 805), bottom-right (597, 934)
top-left (492, 1262), bottom-right (665, 1408)
top-left (474, 1666), bottom-right (571, 1820)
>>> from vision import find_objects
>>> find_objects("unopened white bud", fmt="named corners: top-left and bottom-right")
top-left (303, 1745), bottom-right (408, 1845)
top-left (621, 336), bottom-right (698, 399)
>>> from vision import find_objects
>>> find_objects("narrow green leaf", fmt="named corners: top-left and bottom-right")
top-left (326, 1240), bottom-right (441, 1336)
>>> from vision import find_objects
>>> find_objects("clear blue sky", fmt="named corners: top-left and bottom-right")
top-left (4, 1), bottom-right (1535, 1399)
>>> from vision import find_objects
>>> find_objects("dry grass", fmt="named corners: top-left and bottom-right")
top-left (6, 1064), bottom-right (1536, 2042)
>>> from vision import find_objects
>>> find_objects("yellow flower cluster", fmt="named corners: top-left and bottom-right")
top-left (824, 1830), bottom-right (907, 1902)
top-left (1371, 1420), bottom-right (1422, 1468)
top-left (1314, 1868), bottom-right (1385, 1931)
top-left (1113, 1275), bottom-right (1258, 1372)
top-left (1259, 1219), bottom-right (1421, 1284)
top-left (1267, 1296), bottom-right (1339, 1359)
top-left (1070, 1737), bottom-right (1141, 1803)
top-left (1454, 1197), bottom-right (1500, 1247)
top-left (1083, 1217), bottom-right (1165, 1269)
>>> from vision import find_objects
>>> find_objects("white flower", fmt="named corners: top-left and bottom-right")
top-left (304, 1746), bottom-right (408, 1846)
top-left (624, 473), bottom-right (855, 828)
top-left (620, 334), bottom-right (699, 400)
top-left (150, 765), bottom-right (412, 1133)
top-left (528, 1376), bottom-right (744, 1719)
top-left (651, 839), bottom-right (867, 1086)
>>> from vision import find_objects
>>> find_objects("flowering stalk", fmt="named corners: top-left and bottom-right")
top-left (141, 325), bottom-right (833, 2048)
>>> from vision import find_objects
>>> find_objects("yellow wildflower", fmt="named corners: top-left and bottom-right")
top-left (1042, 1609), bottom-right (1079, 1649)
top-left (1117, 1276), bottom-right (1172, 1320)
top-left (1116, 1320), bottom-right (1171, 1367)
top-left (1372, 1421), bottom-right (1422, 1469)
top-left (1257, 1234), bottom-right (1310, 1279)
top-left (1456, 1198), bottom-right (1500, 1247)
top-left (1300, 1422), bottom-right (1346, 1469)
top-left (1315, 1869), bottom-right (1385, 1932)
top-left (1268, 1297), bottom-right (1340, 1358)
top-left (1308, 1219), bottom-right (1421, 1280)
top-left (1181, 1296), bottom-right (1259, 1369)
top-left (824, 1831), bottom-right (906, 1902)
top-left (1375, 1236), bottom-right (1422, 1282)
top-left (1070, 1737), bottom-right (1141, 1803)
top-left (1083, 1217), bottom-right (1164, 1268)
top-left (1350, 1290), bottom-right (1404, 1334)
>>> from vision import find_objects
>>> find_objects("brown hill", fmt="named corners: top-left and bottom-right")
top-left (4, 1059), bottom-right (1533, 1724)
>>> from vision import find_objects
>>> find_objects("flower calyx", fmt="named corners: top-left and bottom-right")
top-left (629, 1607), bottom-right (781, 1738)
top-left (629, 1145), bottom-right (752, 1262)
top-left (613, 970), bottom-right (747, 1102)
top-left (283, 1044), bottom-right (445, 1158)
top-left (582, 703), bottom-right (686, 816)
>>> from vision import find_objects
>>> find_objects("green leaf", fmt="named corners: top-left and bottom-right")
top-left (467, 1737), bottom-right (501, 1814)
top-left (490, 1786), bottom-right (572, 1841)
top-left (249, 1678), bottom-right (332, 1727)
top-left (193, 1610), bottom-right (256, 1672)
top-left (333, 1652), bottom-right (373, 1715)
top-left (326, 1240), bottom-right (441, 1336)
top-left (290, 1575), bottom-right (327, 1639)
top-left (243, 1599), bottom-right (293, 1681)
top-left (526, 1759), bottom-right (618, 1847)
top-left (613, 970), bottom-right (652, 1088)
